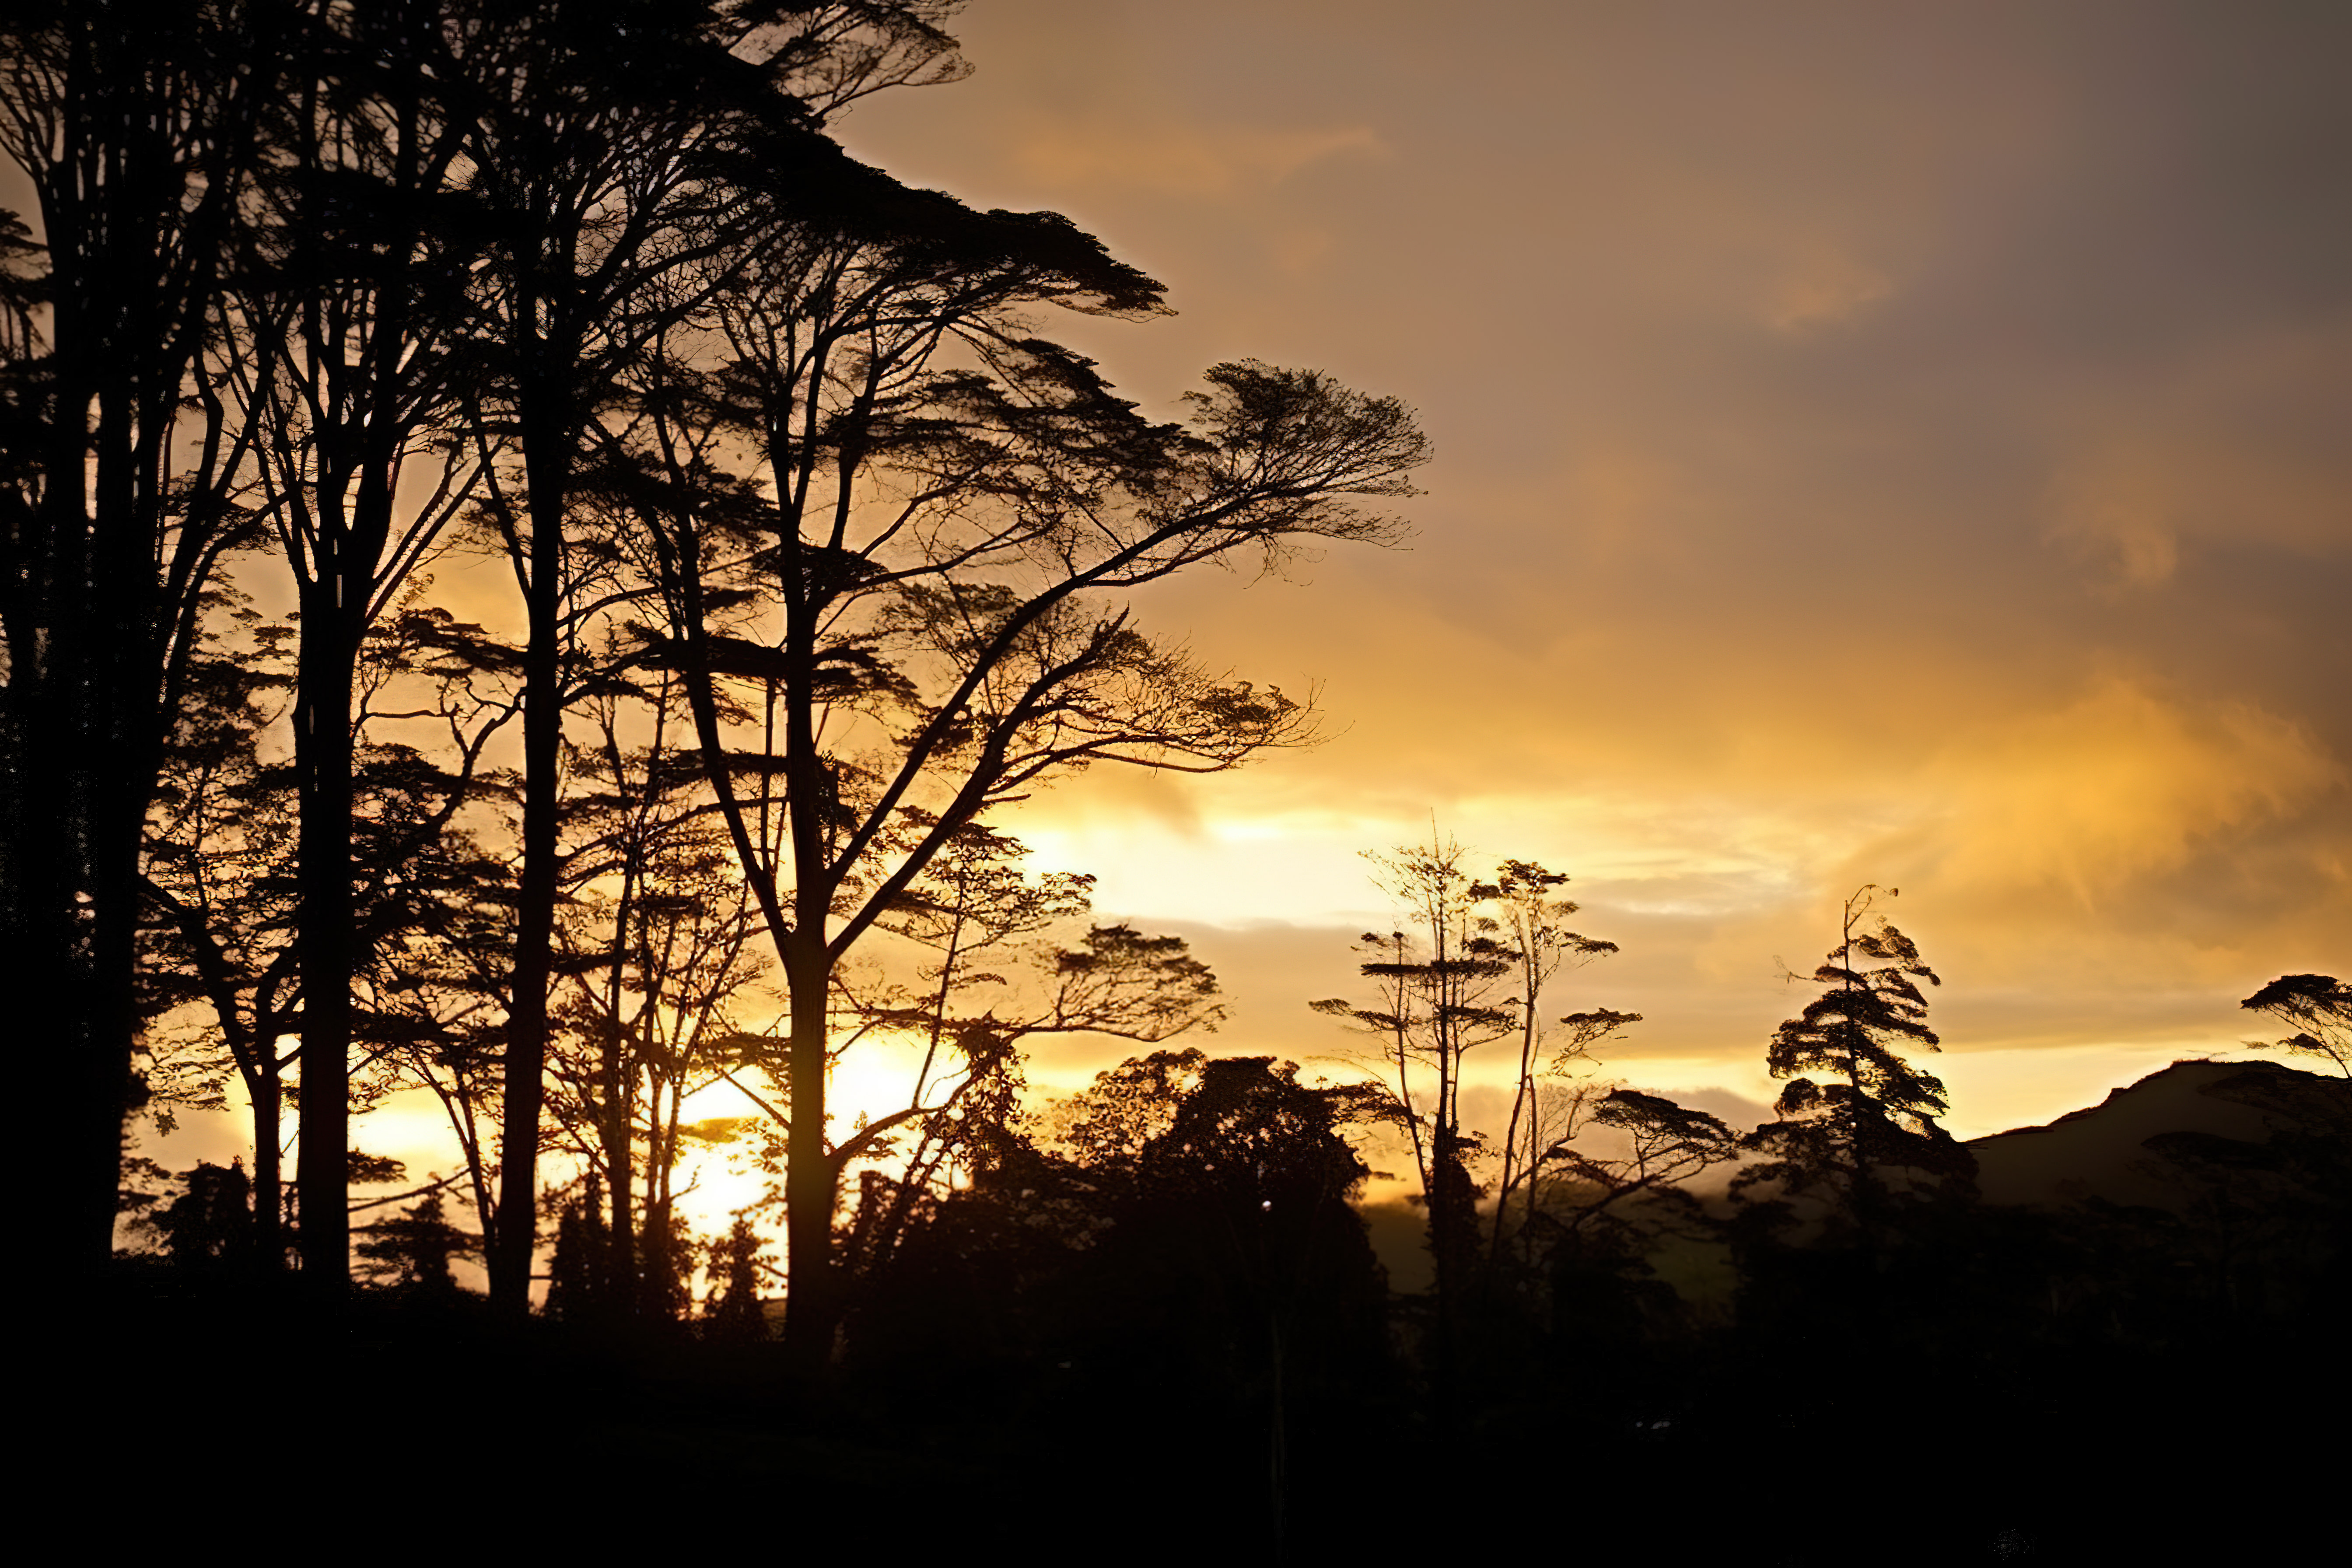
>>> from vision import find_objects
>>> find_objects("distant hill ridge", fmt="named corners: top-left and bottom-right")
top-left (1969, 1057), bottom-right (2349, 1210)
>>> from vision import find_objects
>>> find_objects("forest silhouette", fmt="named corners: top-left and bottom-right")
top-left (6, 4), bottom-right (2345, 1560)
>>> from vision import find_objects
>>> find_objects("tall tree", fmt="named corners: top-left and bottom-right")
top-left (1737, 884), bottom-right (1974, 1243)
top-left (1311, 835), bottom-right (1516, 1324)
top-left (226, 0), bottom-right (496, 1283)
top-left (450, 0), bottom-right (970, 1310)
top-left (1, 0), bottom-right (283, 1275)
top-left (538, 671), bottom-right (773, 1322)
top-left (624, 175), bottom-right (1428, 1353)
top-left (1478, 860), bottom-right (1636, 1273)
top-left (1311, 837), bottom-right (1638, 1384)
top-left (138, 612), bottom-right (301, 1263)
top-left (140, 596), bottom-right (518, 1270)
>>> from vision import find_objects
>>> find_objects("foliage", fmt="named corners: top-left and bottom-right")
top-left (1738, 885), bottom-right (1975, 1240)
top-left (823, 838), bottom-right (1227, 1295)
top-left (134, 1160), bottom-right (256, 1271)
top-left (354, 1189), bottom-right (474, 1293)
top-left (2240, 973), bottom-right (2351, 1078)
top-left (853, 1050), bottom-right (1393, 1418)
top-left (1312, 837), bottom-right (1643, 1317)
top-left (20, 0), bottom-right (1424, 1333)
top-left (703, 1216), bottom-right (772, 1342)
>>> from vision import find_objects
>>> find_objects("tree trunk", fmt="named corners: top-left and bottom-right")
top-left (490, 376), bottom-right (570, 1312)
top-left (294, 583), bottom-right (355, 1290)
top-left (780, 923), bottom-right (836, 1366)
top-left (252, 1065), bottom-right (282, 1268)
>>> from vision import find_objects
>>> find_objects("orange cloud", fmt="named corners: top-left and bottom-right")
top-left (1904, 677), bottom-right (2341, 905)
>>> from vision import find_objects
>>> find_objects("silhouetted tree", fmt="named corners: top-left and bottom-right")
top-left (1737, 885), bottom-right (1974, 1252)
top-left (137, 1158), bottom-right (256, 1271)
top-left (224, 1), bottom-right (504, 1286)
top-left (3, 0), bottom-right (284, 1277)
top-left (450, 0), bottom-right (967, 1313)
top-left (2240, 973), bottom-right (2351, 1078)
top-left (138, 618), bottom-right (301, 1262)
top-left (536, 670), bottom-right (770, 1324)
top-left (140, 600), bottom-right (514, 1267)
top-left (1478, 862), bottom-right (1638, 1275)
top-left (543, 1174), bottom-right (609, 1326)
top-left (354, 1188), bottom-right (473, 1294)
top-left (704, 1215), bottom-right (771, 1342)
top-left (627, 200), bottom-right (1429, 1357)
top-left (828, 900), bottom-right (1227, 1297)
top-left (1311, 837), bottom-right (1642, 1390)
top-left (1533, 1088), bottom-right (1739, 1335)
top-left (1311, 835), bottom-right (1513, 1327)
top-left (858, 1046), bottom-right (1390, 1516)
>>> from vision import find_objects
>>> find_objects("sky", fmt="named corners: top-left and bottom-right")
top-left (811, 0), bottom-right (2352, 1140)
top-left (102, 2), bottom-right (2351, 1242)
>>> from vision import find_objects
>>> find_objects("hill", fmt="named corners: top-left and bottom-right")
top-left (1969, 1056), bottom-right (2350, 1209)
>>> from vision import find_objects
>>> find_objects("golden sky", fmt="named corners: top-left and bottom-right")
top-left (105, 4), bottom-right (2348, 1236)
top-left (816, 0), bottom-right (2352, 1138)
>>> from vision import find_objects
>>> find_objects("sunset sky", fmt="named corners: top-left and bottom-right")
top-left (815, 0), bottom-right (2351, 1141)
top-left (101, 3), bottom-right (2350, 1231)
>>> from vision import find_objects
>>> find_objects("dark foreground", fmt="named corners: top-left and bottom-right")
top-left (52, 1257), bottom-right (2341, 1566)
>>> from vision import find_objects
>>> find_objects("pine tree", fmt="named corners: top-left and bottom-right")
top-left (703, 1217), bottom-right (770, 1343)
top-left (354, 1190), bottom-right (472, 1295)
top-left (1738, 886), bottom-right (1975, 1242)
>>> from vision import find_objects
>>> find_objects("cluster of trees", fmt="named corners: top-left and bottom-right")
top-left (1305, 854), bottom-right (1987, 1385)
top-left (3, 0), bottom-right (1429, 1354)
top-left (824, 847), bottom-right (2346, 1550)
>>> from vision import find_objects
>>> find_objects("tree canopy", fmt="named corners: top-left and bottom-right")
top-left (3, 2), bottom-right (1427, 1349)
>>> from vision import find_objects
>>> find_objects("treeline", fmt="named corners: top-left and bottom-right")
top-left (1, 0), bottom-right (1427, 1354)
top-left (108, 837), bottom-right (2352, 1555)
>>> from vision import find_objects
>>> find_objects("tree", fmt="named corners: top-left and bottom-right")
top-left (1311, 839), bottom-right (1637, 1348)
top-left (224, 0), bottom-right (503, 1286)
top-left (1479, 861), bottom-right (1640, 1273)
top-left (135, 1158), bottom-right (257, 1272)
top-left (138, 614), bottom-right (302, 1264)
top-left (1737, 885), bottom-right (1974, 1244)
top-left (1111, 1050), bottom-right (1393, 1516)
top-left (824, 835), bottom-right (1227, 1298)
top-left (623, 165), bottom-right (1430, 1356)
top-left (703, 1214), bottom-right (772, 1342)
top-left (536, 670), bottom-right (774, 1324)
top-left (449, 0), bottom-right (964, 1312)
top-left (858, 1047), bottom-right (1391, 1536)
top-left (3, 0), bottom-right (285, 1276)
top-left (138, 596), bottom-right (519, 1271)
top-left (2240, 973), bottom-right (2351, 1078)
top-left (1534, 1087), bottom-right (1740, 1334)
top-left (1311, 836), bottom-right (1516, 1318)
top-left (353, 1188), bottom-right (474, 1295)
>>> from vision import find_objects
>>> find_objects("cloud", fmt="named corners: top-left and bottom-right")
top-left (2044, 462), bottom-right (2180, 591)
top-left (1009, 117), bottom-right (1385, 197)
top-left (1905, 677), bottom-right (2341, 904)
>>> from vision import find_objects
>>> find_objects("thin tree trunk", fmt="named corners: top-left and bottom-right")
top-left (491, 373), bottom-right (570, 1311)
top-left (294, 586), bottom-right (355, 1289)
